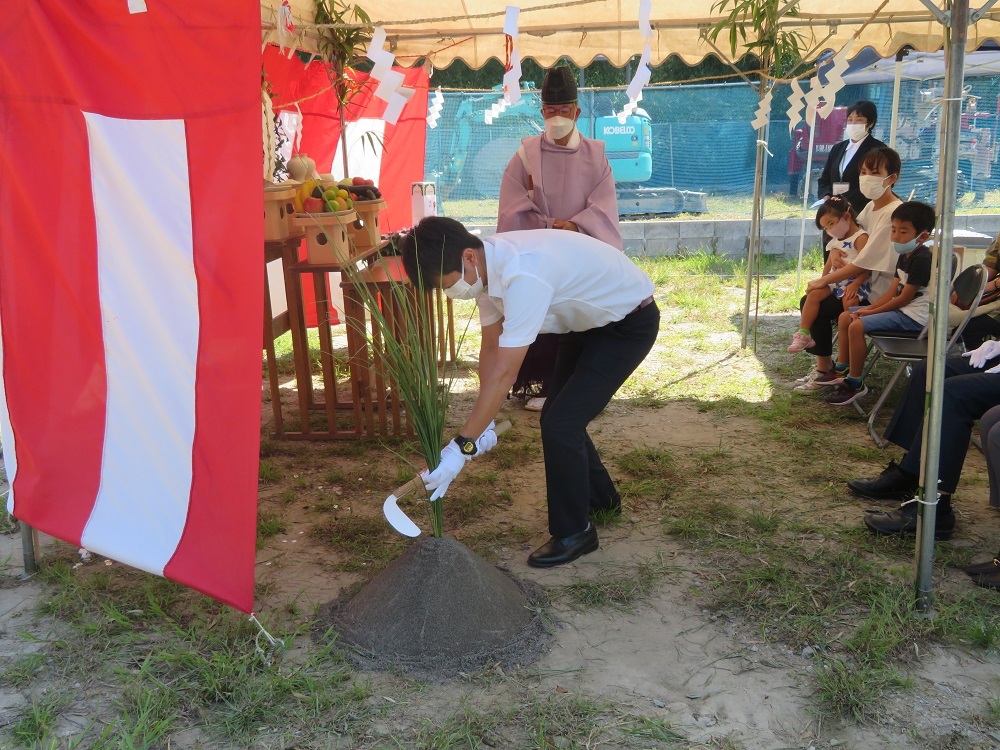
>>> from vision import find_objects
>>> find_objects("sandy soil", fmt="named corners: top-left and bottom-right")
top-left (3, 387), bottom-right (1000, 749)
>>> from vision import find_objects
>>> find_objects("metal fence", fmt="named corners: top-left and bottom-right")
top-left (424, 74), bottom-right (1000, 220)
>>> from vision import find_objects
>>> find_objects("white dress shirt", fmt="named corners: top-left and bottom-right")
top-left (475, 230), bottom-right (655, 348)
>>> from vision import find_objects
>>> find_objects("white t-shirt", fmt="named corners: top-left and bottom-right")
top-left (854, 197), bottom-right (903, 299)
top-left (475, 230), bottom-right (655, 348)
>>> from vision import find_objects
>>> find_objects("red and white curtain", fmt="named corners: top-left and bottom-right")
top-left (0, 1), bottom-right (262, 612)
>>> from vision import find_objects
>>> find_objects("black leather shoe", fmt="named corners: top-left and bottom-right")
top-left (864, 502), bottom-right (955, 540)
top-left (965, 552), bottom-right (1000, 577)
top-left (528, 525), bottom-right (599, 568)
top-left (848, 460), bottom-right (918, 501)
top-left (972, 569), bottom-right (1000, 590)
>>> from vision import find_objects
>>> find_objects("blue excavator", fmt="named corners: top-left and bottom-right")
top-left (431, 85), bottom-right (707, 215)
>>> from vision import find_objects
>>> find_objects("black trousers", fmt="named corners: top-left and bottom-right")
top-left (885, 356), bottom-right (1000, 493)
top-left (539, 302), bottom-right (660, 537)
top-left (800, 293), bottom-right (849, 358)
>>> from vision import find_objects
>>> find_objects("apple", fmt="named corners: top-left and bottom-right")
top-left (352, 176), bottom-right (366, 186)
top-left (302, 197), bottom-right (325, 213)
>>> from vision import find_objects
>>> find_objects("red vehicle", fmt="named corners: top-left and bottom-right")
top-left (787, 106), bottom-right (849, 199)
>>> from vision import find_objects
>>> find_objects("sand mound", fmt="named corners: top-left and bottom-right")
top-left (320, 536), bottom-right (550, 678)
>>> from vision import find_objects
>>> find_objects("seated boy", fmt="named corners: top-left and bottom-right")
top-left (825, 201), bottom-right (936, 406)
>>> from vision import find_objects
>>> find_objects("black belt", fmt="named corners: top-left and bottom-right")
top-left (629, 296), bottom-right (654, 315)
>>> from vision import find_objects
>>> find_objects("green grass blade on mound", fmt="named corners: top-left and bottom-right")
top-left (339, 250), bottom-right (466, 537)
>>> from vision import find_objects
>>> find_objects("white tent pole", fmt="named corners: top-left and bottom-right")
top-left (914, 0), bottom-right (969, 615)
top-left (889, 48), bottom-right (908, 149)
top-left (796, 105), bottom-right (818, 287)
top-left (741, 83), bottom-right (769, 349)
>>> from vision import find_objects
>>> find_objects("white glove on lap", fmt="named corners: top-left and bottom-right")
top-left (421, 440), bottom-right (470, 502)
top-left (475, 421), bottom-right (498, 454)
top-left (986, 362), bottom-right (1000, 375)
top-left (963, 339), bottom-right (1000, 368)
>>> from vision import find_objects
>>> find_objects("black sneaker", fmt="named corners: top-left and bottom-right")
top-left (826, 381), bottom-right (868, 406)
top-left (864, 501), bottom-right (956, 540)
top-left (847, 460), bottom-right (919, 501)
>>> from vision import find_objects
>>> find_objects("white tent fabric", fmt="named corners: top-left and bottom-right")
top-left (844, 48), bottom-right (1000, 83)
top-left (261, 0), bottom-right (1000, 69)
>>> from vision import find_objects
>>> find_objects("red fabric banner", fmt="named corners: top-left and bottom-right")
top-left (263, 47), bottom-right (429, 234)
top-left (0, 1), bottom-right (261, 613)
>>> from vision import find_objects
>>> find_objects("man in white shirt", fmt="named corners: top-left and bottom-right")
top-left (400, 217), bottom-right (659, 567)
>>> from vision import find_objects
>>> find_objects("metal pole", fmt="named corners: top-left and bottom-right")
top-left (669, 123), bottom-right (676, 187)
top-left (915, 0), bottom-right (968, 614)
top-left (889, 48), bottom-right (909, 150)
top-left (742, 83), bottom-right (769, 348)
top-left (797, 104), bottom-right (819, 287)
top-left (21, 522), bottom-right (37, 576)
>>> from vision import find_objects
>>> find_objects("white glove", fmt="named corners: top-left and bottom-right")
top-left (986, 362), bottom-right (1000, 375)
top-left (421, 440), bottom-right (470, 502)
top-left (963, 339), bottom-right (1000, 368)
top-left (475, 421), bottom-right (498, 454)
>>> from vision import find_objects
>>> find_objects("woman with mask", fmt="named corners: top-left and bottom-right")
top-left (497, 66), bottom-right (622, 411)
top-left (817, 101), bottom-right (885, 259)
top-left (795, 147), bottom-right (904, 392)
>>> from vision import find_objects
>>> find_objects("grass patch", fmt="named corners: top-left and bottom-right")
top-left (560, 560), bottom-right (676, 611)
top-left (310, 516), bottom-right (397, 572)
top-left (257, 510), bottom-right (287, 547)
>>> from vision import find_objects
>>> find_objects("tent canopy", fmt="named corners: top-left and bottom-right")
top-left (842, 44), bottom-right (1000, 83)
top-left (262, 0), bottom-right (1000, 70)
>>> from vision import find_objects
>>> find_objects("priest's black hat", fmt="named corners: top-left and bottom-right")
top-left (541, 67), bottom-right (577, 104)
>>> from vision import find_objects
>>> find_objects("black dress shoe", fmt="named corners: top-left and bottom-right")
top-left (528, 525), bottom-right (599, 568)
top-left (972, 569), bottom-right (1000, 590)
top-left (965, 552), bottom-right (1000, 577)
top-left (864, 502), bottom-right (955, 540)
top-left (848, 460), bottom-right (918, 501)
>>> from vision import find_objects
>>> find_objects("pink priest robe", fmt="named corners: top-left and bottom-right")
top-left (497, 130), bottom-right (623, 250)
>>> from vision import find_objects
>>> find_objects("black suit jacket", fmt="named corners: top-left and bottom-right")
top-left (817, 135), bottom-right (886, 215)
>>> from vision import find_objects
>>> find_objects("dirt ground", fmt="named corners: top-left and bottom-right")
top-left (3, 356), bottom-right (1000, 748)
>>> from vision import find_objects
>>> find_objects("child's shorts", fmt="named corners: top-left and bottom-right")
top-left (857, 310), bottom-right (925, 335)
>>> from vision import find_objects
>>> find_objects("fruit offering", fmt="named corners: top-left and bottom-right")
top-left (337, 176), bottom-right (383, 202)
top-left (321, 187), bottom-right (354, 213)
top-left (293, 178), bottom-right (324, 212)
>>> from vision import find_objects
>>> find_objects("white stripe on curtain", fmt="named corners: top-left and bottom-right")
top-left (81, 113), bottom-right (198, 574)
top-left (0, 308), bottom-right (18, 515)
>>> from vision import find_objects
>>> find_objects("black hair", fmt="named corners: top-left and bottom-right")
top-left (861, 146), bottom-right (902, 178)
top-left (815, 195), bottom-right (856, 230)
top-left (400, 216), bottom-right (483, 288)
top-left (891, 201), bottom-right (936, 235)
top-left (847, 100), bottom-right (878, 130)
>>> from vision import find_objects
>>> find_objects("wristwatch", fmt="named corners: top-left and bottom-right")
top-left (454, 434), bottom-right (478, 456)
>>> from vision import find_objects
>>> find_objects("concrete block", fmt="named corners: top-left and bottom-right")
top-left (644, 238), bottom-right (676, 256)
top-left (619, 221), bottom-right (647, 240)
top-left (622, 238), bottom-right (647, 256)
top-left (643, 222), bottom-right (680, 239)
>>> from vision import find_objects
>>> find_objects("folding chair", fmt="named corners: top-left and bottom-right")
top-left (855, 252), bottom-right (962, 387)
top-left (863, 263), bottom-right (988, 447)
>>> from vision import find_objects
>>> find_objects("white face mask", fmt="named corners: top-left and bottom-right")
top-left (444, 262), bottom-right (484, 300)
top-left (545, 116), bottom-right (576, 141)
top-left (859, 174), bottom-right (890, 201)
top-left (845, 122), bottom-right (868, 142)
